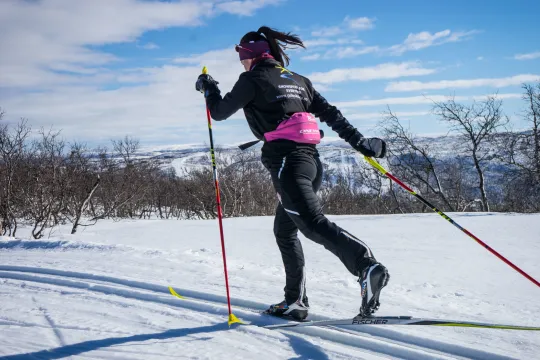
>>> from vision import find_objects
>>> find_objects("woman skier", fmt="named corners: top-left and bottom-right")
top-left (195, 26), bottom-right (389, 321)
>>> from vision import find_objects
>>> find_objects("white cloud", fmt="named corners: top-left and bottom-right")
top-left (514, 51), bottom-right (540, 60)
top-left (310, 16), bottom-right (375, 37)
top-left (303, 38), bottom-right (364, 48)
top-left (173, 48), bottom-right (240, 67)
top-left (1, 47), bottom-right (246, 144)
top-left (388, 30), bottom-right (478, 55)
top-left (301, 53), bottom-right (322, 61)
top-left (301, 46), bottom-right (379, 61)
top-left (385, 74), bottom-right (540, 92)
top-left (303, 39), bottom-right (336, 48)
top-left (0, 0), bottom-right (277, 90)
top-left (473, 93), bottom-right (523, 101)
top-left (334, 93), bottom-right (522, 108)
top-left (0, 0), bottom-right (280, 145)
top-left (345, 16), bottom-right (376, 30)
top-left (311, 83), bottom-right (334, 92)
top-left (303, 28), bottom-right (476, 61)
top-left (308, 62), bottom-right (436, 85)
top-left (311, 26), bottom-right (343, 38)
top-left (326, 46), bottom-right (379, 59)
top-left (215, 0), bottom-right (283, 16)
top-left (302, 18), bottom-right (371, 58)
top-left (343, 111), bottom-right (429, 121)
top-left (477, 56), bottom-right (484, 61)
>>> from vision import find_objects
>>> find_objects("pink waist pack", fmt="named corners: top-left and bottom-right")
top-left (264, 112), bottom-right (321, 144)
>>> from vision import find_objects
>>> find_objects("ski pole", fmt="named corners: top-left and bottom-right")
top-left (363, 156), bottom-right (540, 288)
top-left (201, 66), bottom-right (242, 325)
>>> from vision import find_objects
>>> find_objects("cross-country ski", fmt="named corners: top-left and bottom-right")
top-left (168, 286), bottom-right (540, 332)
top-left (263, 316), bottom-right (540, 331)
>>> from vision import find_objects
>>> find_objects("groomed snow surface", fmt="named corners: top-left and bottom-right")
top-left (1, 213), bottom-right (539, 359)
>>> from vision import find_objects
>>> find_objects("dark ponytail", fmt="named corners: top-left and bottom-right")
top-left (240, 26), bottom-right (305, 67)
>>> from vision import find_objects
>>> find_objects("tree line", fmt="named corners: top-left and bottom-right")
top-left (1, 82), bottom-right (539, 238)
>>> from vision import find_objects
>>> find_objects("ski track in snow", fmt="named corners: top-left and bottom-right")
top-left (1, 214), bottom-right (538, 359)
top-left (0, 265), bottom-right (516, 360)
top-left (0, 314), bottom-right (132, 336)
top-left (0, 239), bottom-right (125, 252)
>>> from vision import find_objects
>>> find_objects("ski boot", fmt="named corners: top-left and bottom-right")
top-left (358, 262), bottom-right (390, 317)
top-left (264, 300), bottom-right (309, 321)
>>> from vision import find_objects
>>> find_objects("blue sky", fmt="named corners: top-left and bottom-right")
top-left (1, 0), bottom-right (539, 147)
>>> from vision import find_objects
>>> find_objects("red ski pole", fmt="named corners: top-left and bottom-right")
top-left (364, 156), bottom-right (540, 288)
top-left (202, 66), bottom-right (242, 325)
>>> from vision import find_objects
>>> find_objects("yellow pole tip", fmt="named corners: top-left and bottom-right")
top-left (202, 66), bottom-right (208, 74)
top-left (168, 286), bottom-right (185, 299)
top-left (228, 313), bottom-right (243, 326)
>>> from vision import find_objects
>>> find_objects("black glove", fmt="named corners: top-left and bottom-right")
top-left (195, 74), bottom-right (220, 97)
top-left (348, 132), bottom-right (387, 158)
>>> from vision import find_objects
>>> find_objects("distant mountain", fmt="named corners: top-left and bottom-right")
top-left (131, 135), bottom-right (468, 175)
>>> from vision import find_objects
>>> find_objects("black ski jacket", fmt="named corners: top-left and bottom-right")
top-left (205, 58), bottom-right (361, 158)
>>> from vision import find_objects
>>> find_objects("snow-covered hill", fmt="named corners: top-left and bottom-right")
top-left (130, 135), bottom-right (464, 175)
top-left (1, 213), bottom-right (539, 359)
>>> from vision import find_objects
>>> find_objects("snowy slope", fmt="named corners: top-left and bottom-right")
top-left (1, 213), bottom-right (539, 359)
top-left (139, 136), bottom-right (458, 175)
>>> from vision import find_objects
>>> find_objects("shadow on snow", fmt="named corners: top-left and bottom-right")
top-left (1, 324), bottom-right (330, 360)
top-left (1, 324), bottom-right (228, 359)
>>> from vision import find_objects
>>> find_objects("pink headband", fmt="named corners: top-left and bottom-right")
top-left (235, 41), bottom-right (271, 60)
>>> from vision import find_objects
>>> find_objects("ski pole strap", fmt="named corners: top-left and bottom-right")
top-left (238, 139), bottom-right (261, 150)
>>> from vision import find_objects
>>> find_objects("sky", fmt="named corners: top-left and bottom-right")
top-left (1, 0), bottom-right (539, 148)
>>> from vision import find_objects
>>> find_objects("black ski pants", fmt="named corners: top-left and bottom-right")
top-left (265, 150), bottom-right (376, 306)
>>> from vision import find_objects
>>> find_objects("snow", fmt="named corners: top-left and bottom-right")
top-left (1, 213), bottom-right (539, 359)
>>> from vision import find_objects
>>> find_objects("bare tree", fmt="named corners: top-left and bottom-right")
top-left (495, 82), bottom-right (540, 212)
top-left (7, 95), bottom-right (540, 231)
top-left (523, 82), bottom-right (540, 179)
top-left (379, 109), bottom-right (456, 212)
top-left (0, 116), bottom-right (32, 236)
top-left (92, 137), bottom-right (156, 220)
top-left (505, 83), bottom-right (540, 182)
top-left (18, 128), bottom-right (68, 239)
top-left (433, 95), bottom-right (508, 212)
top-left (112, 135), bottom-right (140, 165)
top-left (65, 142), bottom-right (101, 234)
